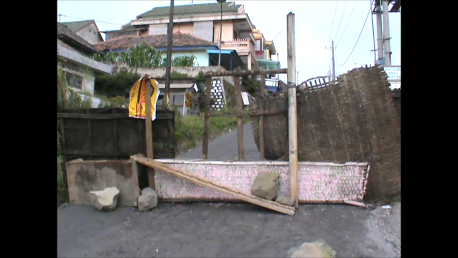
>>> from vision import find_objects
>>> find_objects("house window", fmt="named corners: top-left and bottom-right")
top-left (255, 39), bottom-right (262, 51)
top-left (66, 72), bottom-right (83, 89)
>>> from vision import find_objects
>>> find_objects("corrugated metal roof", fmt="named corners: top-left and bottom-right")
top-left (61, 20), bottom-right (94, 32)
top-left (137, 2), bottom-right (241, 19)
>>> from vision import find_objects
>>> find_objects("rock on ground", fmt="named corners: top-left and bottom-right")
top-left (288, 239), bottom-right (336, 258)
top-left (89, 187), bottom-right (120, 211)
top-left (138, 187), bottom-right (158, 211)
top-left (250, 171), bottom-right (280, 200)
top-left (276, 196), bottom-right (294, 206)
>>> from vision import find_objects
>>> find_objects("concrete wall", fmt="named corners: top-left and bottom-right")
top-left (76, 23), bottom-right (102, 44)
top-left (149, 24), bottom-right (168, 35)
top-left (193, 21), bottom-right (213, 42)
top-left (57, 39), bottom-right (112, 74)
top-left (113, 64), bottom-right (225, 78)
top-left (105, 30), bottom-right (137, 41)
top-left (66, 159), bottom-right (145, 206)
top-left (214, 20), bottom-right (234, 41)
top-left (173, 22), bottom-right (193, 35)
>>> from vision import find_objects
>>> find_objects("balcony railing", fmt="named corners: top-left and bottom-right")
top-left (220, 38), bottom-right (257, 63)
top-left (221, 38), bottom-right (253, 52)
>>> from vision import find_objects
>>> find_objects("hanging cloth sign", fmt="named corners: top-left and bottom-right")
top-left (128, 76), bottom-right (160, 121)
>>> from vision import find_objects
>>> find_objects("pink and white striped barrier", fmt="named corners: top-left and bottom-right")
top-left (154, 159), bottom-right (370, 203)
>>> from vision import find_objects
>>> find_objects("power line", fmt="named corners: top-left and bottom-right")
top-left (337, 0), bottom-right (373, 67)
top-left (336, 1), bottom-right (357, 46)
top-left (333, 0), bottom-right (347, 45)
top-left (58, 14), bottom-right (124, 26)
top-left (326, 1), bottom-right (339, 45)
top-left (296, 2), bottom-right (365, 40)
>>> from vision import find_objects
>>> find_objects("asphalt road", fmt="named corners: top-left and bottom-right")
top-left (177, 122), bottom-right (261, 161)
top-left (57, 202), bottom-right (400, 257)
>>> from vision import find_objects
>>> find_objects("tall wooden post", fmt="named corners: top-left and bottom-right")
top-left (144, 75), bottom-right (155, 189)
top-left (259, 73), bottom-right (266, 160)
top-left (234, 75), bottom-right (244, 160)
top-left (202, 76), bottom-right (212, 159)
top-left (287, 12), bottom-right (299, 208)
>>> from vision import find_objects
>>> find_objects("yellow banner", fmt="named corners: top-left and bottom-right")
top-left (128, 76), bottom-right (160, 121)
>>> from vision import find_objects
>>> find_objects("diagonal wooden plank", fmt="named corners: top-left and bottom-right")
top-left (130, 155), bottom-right (295, 215)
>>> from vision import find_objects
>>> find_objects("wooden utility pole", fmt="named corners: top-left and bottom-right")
top-left (202, 76), bottom-right (212, 159)
top-left (144, 75), bottom-right (155, 189)
top-left (258, 74), bottom-right (265, 160)
top-left (287, 12), bottom-right (299, 208)
top-left (164, 0), bottom-right (174, 108)
top-left (234, 75), bottom-right (244, 160)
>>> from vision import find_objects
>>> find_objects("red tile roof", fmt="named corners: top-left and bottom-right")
top-left (94, 33), bottom-right (217, 51)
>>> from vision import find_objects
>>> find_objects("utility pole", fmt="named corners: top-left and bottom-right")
top-left (217, 0), bottom-right (226, 66)
top-left (331, 39), bottom-right (335, 82)
top-left (382, 0), bottom-right (391, 66)
top-left (164, 0), bottom-right (174, 108)
top-left (326, 40), bottom-right (336, 82)
top-left (287, 12), bottom-right (298, 208)
top-left (375, 1), bottom-right (384, 65)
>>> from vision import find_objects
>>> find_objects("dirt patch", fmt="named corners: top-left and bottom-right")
top-left (58, 201), bottom-right (400, 257)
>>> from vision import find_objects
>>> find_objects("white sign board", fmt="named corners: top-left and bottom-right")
top-left (384, 66), bottom-right (401, 80)
top-left (241, 92), bottom-right (250, 105)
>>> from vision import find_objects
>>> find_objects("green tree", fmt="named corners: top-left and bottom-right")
top-left (94, 70), bottom-right (140, 97)
top-left (92, 44), bottom-right (197, 69)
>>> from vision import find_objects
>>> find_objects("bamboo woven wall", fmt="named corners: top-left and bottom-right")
top-left (250, 66), bottom-right (401, 202)
top-left (154, 160), bottom-right (369, 203)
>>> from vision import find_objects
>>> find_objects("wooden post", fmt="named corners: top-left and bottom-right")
top-left (287, 12), bottom-right (299, 208)
top-left (144, 75), bottom-right (155, 189)
top-left (202, 76), bottom-right (212, 159)
top-left (86, 109), bottom-right (92, 160)
top-left (112, 109), bottom-right (118, 160)
top-left (234, 75), bottom-right (245, 160)
top-left (59, 118), bottom-right (68, 189)
top-left (259, 73), bottom-right (266, 160)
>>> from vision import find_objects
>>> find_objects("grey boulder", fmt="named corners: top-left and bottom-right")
top-left (250, 172), bottom-right (280, 200)
top-left (289, 239), bottom-right (336, 258)
top-left (89, 187), bottom-right (120, 211)
top-left (138, 187), bottom-right (158, 211)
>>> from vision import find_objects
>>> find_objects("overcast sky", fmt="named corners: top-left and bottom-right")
top-left (58, 0), bottom-right (400, 83)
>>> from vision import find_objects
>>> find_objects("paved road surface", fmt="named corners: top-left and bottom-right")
top-left (57, 202), bottom-right (400, 257)
top-left (177, 122), bottom-right (261, 161)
